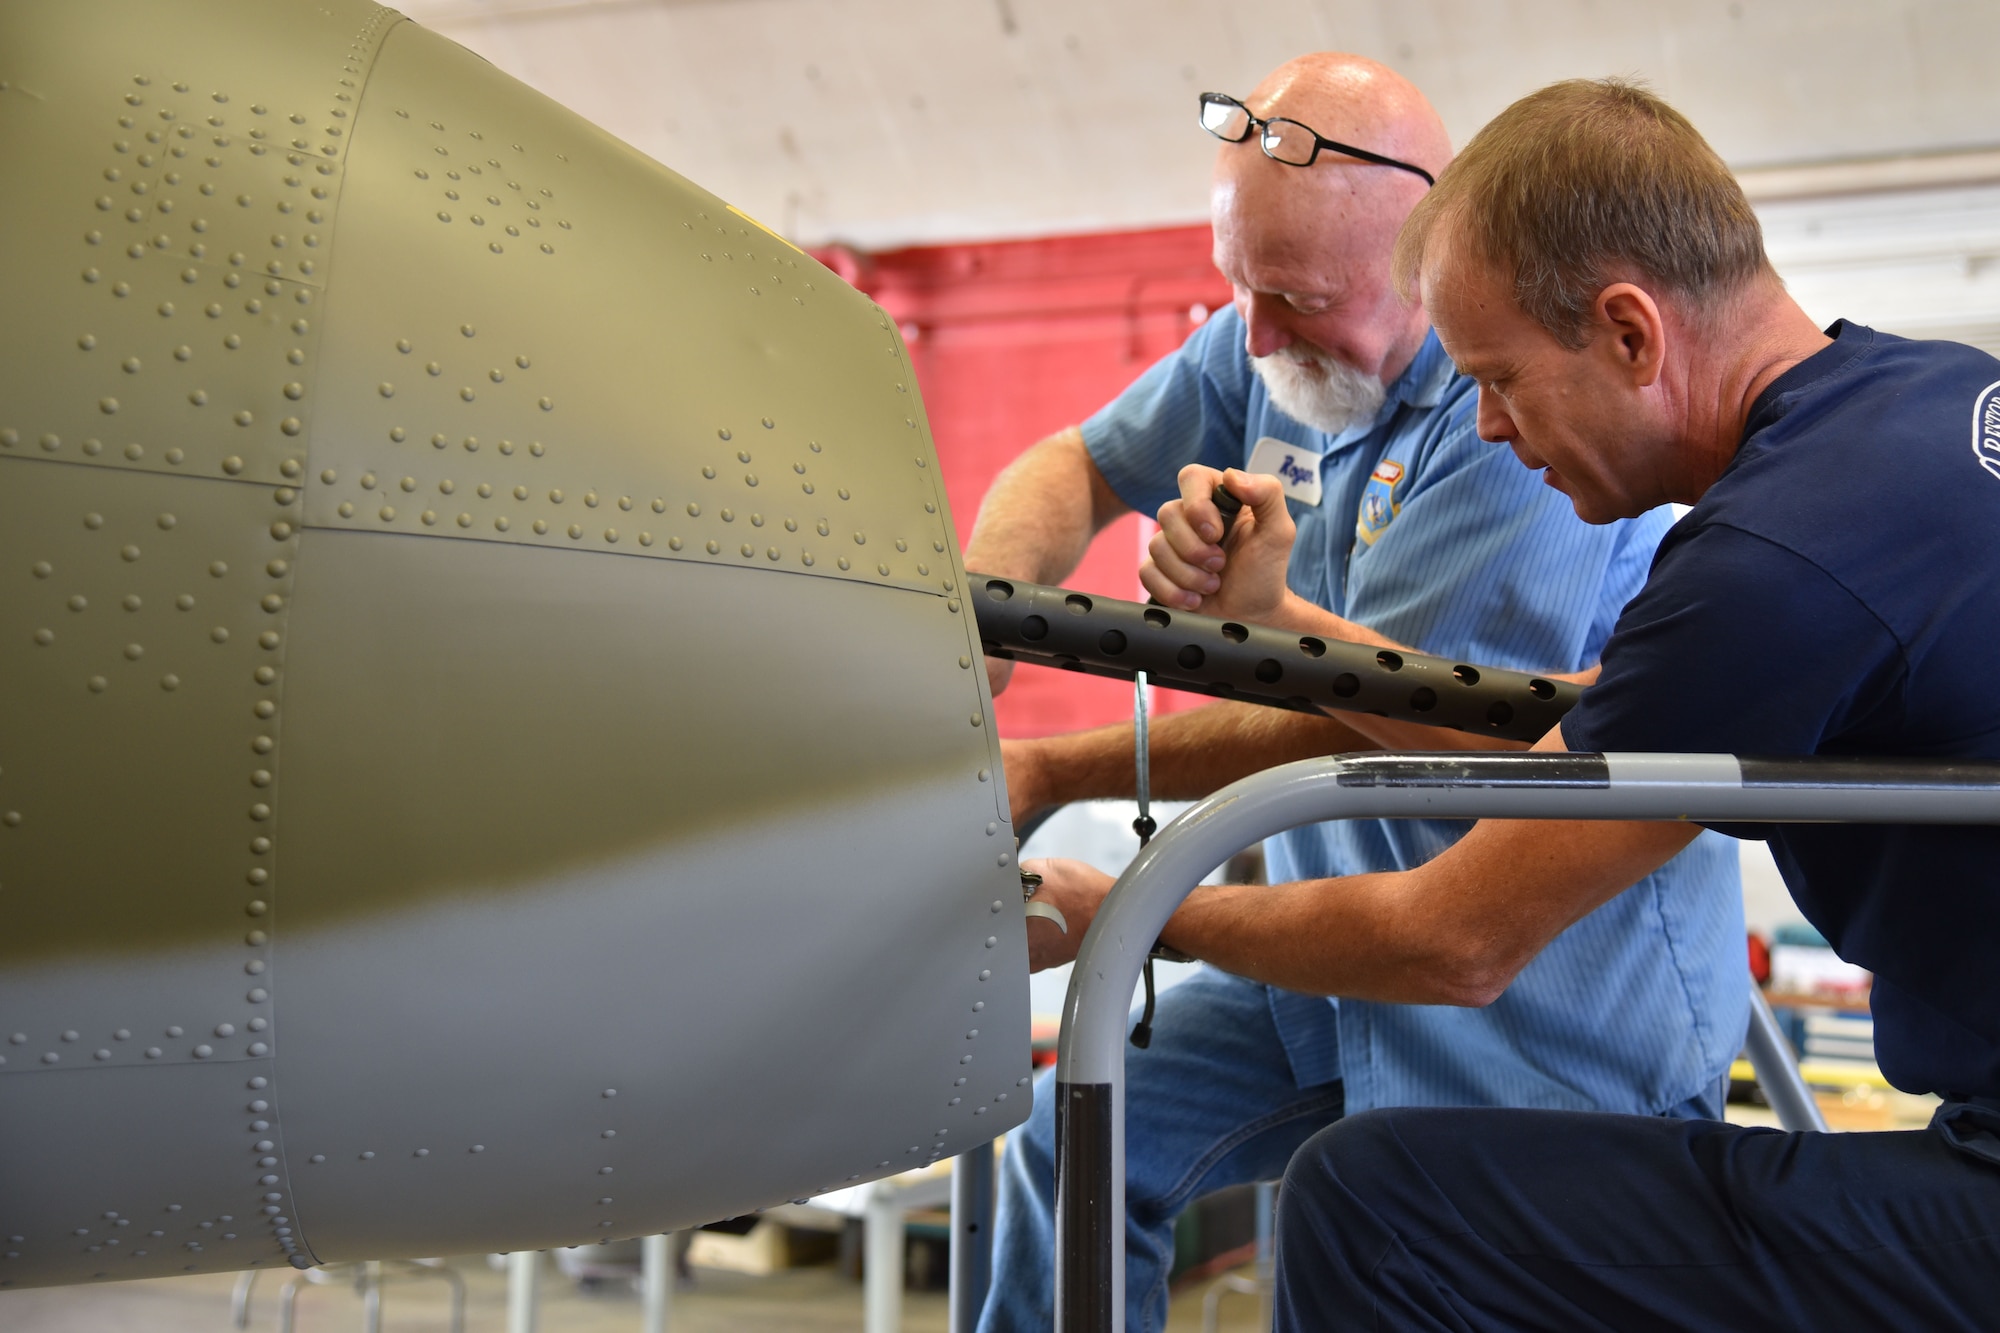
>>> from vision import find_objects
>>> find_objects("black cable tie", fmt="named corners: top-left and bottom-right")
top-left (1130, 814), bottom-right (1160, 1049)
top-left (1131, 958), bottom-right (1157, 1050)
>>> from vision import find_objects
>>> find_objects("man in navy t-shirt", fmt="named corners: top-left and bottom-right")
top-left (1076, 77), bottom-right (2000, 1327)
top-left (1566, 321), bottom-right (2000, 1101)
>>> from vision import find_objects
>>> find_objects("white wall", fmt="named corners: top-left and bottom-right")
top-left (402, 0), bottom-right (2000, 249)
top-left (1762, 180), bottom-right (2000, 353)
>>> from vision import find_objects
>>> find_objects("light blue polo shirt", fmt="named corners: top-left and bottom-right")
top-left (1080, 306), bottom-right (1745, 1116)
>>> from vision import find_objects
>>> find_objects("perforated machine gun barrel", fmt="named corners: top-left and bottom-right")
top-left (969, 575), bottom-right (1577, 743)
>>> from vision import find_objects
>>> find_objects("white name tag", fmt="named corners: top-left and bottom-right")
top-left (1246, 436), bottom-right (1324, 507)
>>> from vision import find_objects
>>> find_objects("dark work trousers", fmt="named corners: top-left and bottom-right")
top-left (1272, 1103), bottom-right (2000, 1331)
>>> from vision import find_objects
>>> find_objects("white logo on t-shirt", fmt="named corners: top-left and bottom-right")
top-left (1974, 380), bottom-right (2000, 482)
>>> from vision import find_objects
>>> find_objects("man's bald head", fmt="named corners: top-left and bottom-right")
top-left (1214, 55), bottom-right (1449, 240)
top-left (1209, 53), bottom-right (1450, 426)
top-left (1247, 54), bottom-right (1450, 182)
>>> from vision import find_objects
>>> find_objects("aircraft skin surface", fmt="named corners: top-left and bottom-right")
top-left (0, 0), bottom-right (1031, 1288)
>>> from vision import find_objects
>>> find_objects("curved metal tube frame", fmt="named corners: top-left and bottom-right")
top-left (1052, 751), bottom-right (2000, 1333)
top-left (268, 1257), bottom-right (467, 1333)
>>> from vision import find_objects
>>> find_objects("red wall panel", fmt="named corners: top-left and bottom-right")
top-left (822, 225), bottom-right (1233, 738)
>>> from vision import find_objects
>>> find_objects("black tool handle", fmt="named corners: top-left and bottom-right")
top-left (1145, 481), bottom-right (1241, 608)
top-left (1209, 481), bottom-right (1244, 538)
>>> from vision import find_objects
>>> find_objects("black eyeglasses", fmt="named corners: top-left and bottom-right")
top-left (1199, 92), bottom-right (1435, 187)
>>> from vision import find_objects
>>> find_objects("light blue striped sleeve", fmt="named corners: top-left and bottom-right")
top-left (1078, 308), bottom-right (1253, 520)
top-left (1345, 404), bottom-right (1671, 674)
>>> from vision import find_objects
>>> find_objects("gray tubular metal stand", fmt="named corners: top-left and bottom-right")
top-left (969, 575), bottom-right (1575, 743)
top-left (949, 1140), bottom-right (998, 1332)
top-left (1053, 751), bottom-right (2000, 1333)
top-left (1745, 986), bottom-right (1828, 1133)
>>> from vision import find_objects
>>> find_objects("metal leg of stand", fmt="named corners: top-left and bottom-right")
top-left (1254, 1179), bottom-right (1275, 1329)
top-left (864, 1189), bottom-right (906, 1333)
top-left (1745, 981), bottom-right (1829, 1132)
top-left (641, 1233), bottom-right (674, 1333)
top-left (230, 1268), bottom-right (257, 1328)
top-left (431, 1261), bottom-right (468, 1333)
top-left (506, 1250), bottom-right (541, 1333)
top-left (1200, 1272), bottom-right (1262, 1333)
top-left (360, 1258), bottom-right (384, 1333)
top-left (1200, 1179), bottom-right (1276, 1333)
top-left (949, 1141), bottom-right (997, 1333)
top-left (276, 1276), bottom-right (302, 1333)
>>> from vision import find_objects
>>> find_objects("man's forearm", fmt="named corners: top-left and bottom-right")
top-left (1010, 699), bottom-right (1380, 817)
top-left (964, 427), bottom-right (1128, 586)
top-left (1159, 816), bottom-right (1701, 1005)
top-left (1151, 727), bottom-right (1704, 1005)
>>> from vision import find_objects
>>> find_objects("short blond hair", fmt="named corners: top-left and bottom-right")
top-left (1394, 79), bottom-right (1769, 348)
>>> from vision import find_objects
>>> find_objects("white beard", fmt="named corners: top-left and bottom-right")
top-left (1252, 344), bottom-right (1387, 435)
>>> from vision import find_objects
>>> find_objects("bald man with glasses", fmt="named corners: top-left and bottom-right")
top-left (965, 54), bottom-right (1745, 1333)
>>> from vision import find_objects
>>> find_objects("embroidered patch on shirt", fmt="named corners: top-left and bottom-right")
top-left (1246, 436), bottom-right (1324, 506)
top-left (1356, 459), bottom-right (1405, 546)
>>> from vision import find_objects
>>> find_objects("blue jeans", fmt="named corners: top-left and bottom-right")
top-left (979, 968), bottom-right (1346, 1333)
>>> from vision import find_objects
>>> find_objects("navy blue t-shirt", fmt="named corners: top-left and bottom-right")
top-left (1564, 321), bottom-right (2000, 1101)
